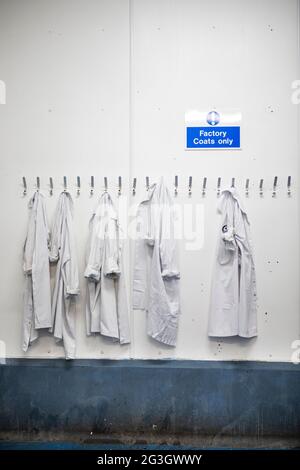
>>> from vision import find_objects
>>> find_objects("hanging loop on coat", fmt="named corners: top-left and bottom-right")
top-left (22, 176), bottom-right (27, 196)
top-left (272, 176), bottom-right (278, 198)
top-left (36, 176), bottom-right (40, 192)
top-left (104, 176), bottom-right (108, 192)
top-left (146, 176), bottom-right (150, 191)
top-left (63, 176), bottom-right (67, 192)
top-left (231, 177), bottom-right (235, 188)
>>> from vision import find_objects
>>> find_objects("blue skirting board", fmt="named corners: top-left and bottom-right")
top-left (0, 359), bottom-right (299, 437)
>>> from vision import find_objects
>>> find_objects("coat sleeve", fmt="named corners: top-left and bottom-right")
top-left (49, 195), bottom-right (63, 263)
top-left (31, 194), bottom-right (52, 329)
top-left (132, 202), bottom-right (149, 310)
top-left (159, 201), bottom-right (180, 279)
top-left (64, 201), bottom-right (80, 297)
top-left (102, 218), bottom-right (121, 278)
top-left (23, 195), bottom-right (37, 274)
top-left (116, 249), bottom-right (131, 344)
top-left (84, 215), bottom-right (102, 282)
top-left (217, 195), bottom-right (236, 265)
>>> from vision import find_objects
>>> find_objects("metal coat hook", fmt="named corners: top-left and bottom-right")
top-left (104, 177), bottom-right (108, 192)
top-left (76, 176), bottom-right (80, 196)
top-left (217, 177), bottom-right (221, 197)
top-left (22, 176), bottom-right (27, 196)
top-left (287, 176), bottom-right (291, 196)
top-left (132, 177), bottom-right (137, 196)
top-left (49, 177), bottom-right (53, 196)
top-left (63, 176), bottom-right (67, 192)
top-left (174, 175), bottom-right (178, 196)
top-left (146, 176), bottom-right (150, 191)
top-left (188, 176), bottom-right (192, 196)
top-left (231, 177), bottom-right (235, 188)
top-left (202, 177), bottom-right (207, 196)
top-left (90, 176), bottom-right (94, 196)
top-left (118, 176), bottom-right (122, 196)
top-left (259, 179), bottom-right (264, 197)
top-left (245, 178), bottom-right (250, 197)
top-left (36, 177), bottom-right (40, 192)
top-left (272, 176), bottom-right (278, 198)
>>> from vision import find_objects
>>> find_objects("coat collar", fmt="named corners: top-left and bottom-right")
top-left (218, 187), bottom-right (249, 222)
top-left (93, 191), bottom-right (118, 220)
top-left (140, 177), bottom-right (172, 204)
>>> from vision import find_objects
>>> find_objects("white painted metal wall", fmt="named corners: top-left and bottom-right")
top-left (0, 0), bottom-right (299, 361)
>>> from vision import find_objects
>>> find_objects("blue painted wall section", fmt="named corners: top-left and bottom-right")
top-left (0, 360), bottom-right (299, 436)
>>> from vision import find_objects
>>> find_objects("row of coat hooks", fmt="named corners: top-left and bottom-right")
top-left (22, 175), bottom-right (292, 198)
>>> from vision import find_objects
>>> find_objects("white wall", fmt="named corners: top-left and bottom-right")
top-left (0, 0), bottom-right (299, 361)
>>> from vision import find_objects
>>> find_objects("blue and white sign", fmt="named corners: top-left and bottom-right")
top-left (185, 109), bottom-right (242, 150)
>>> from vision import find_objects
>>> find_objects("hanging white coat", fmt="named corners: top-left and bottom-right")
top-left (133, 178), bottom-right (180, 346)
top-left (50, 192), bottom-right (79, 359)
top-left (84, 192), bottom-right (130, 344)
top-left (208, 187), bottom-right (257, 338)
top-left (23, 191), bottom-right (52, 351)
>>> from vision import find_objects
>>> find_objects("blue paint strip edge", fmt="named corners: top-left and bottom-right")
top-left (1, 358), bottom-right (299, 371)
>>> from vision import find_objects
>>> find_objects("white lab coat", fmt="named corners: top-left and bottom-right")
top-left (208, 187), bottom-right (257, 338)
top-left (133, 178), bottom-right (180, 346)
top-left (84, 192), bottom-right (130, 344)
top-left (23, 192), bottom-right (52, 351)
top-left (50, 192), bottom-right (79, 359)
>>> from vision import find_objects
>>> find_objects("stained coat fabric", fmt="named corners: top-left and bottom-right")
top-left (23, 191), bottom-right (52, 351)
top-left (208, 187), bottom-right (257, 338)
top-left (133, 178), bottom-right (180, 346)
top-left (84, 192), bottom-right (130, 344)
top-left (50, 191), bottom-right (79, 359)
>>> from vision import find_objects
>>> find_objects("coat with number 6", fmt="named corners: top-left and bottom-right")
top-left (208, 187), bottom-right (257, 338)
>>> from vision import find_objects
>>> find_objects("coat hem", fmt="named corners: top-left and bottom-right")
top-left (208, 331), bottom-right (258, 338)
top-left (34, 323), bottom-right (52, 330)
top-left (148, 326), bottom-right (177, 347)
